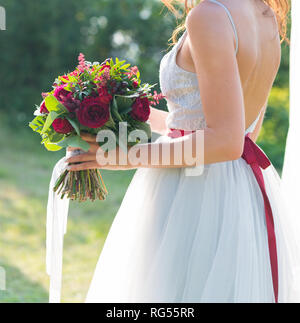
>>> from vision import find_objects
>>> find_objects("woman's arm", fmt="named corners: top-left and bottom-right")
top-left (68, 3), bottom-right (245, 171)
top-left (148, 107), bottom-right (169, 135)
top-left (181, 4), bottom-right (245, 164)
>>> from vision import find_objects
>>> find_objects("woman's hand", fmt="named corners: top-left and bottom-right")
top-left (148, 107), bottom-right (168, 135)
top-left (66, 132), bottom-right (136, 171)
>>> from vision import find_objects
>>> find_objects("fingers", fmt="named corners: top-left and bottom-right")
top-left (67, 153), bottom-right (96, 163)
top-left (67, 146), bottom-right (82, 152)
top-left (68, 161), bottom-right (99, 171)
top-left (67, 161), bottom-right (132, 171)
top-left (80, 132), bottom-right (97, 143)
top-left (88, 142), bottom-right (102, 153)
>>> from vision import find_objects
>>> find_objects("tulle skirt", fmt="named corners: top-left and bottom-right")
top-left (85, 135), bottom-right (300, 303)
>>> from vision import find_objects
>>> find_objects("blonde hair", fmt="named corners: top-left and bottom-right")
top-left (161, 0), bottom-right (290, 46)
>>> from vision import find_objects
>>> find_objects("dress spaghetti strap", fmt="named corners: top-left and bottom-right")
top-left (209, 0), bottom-right (239, 55)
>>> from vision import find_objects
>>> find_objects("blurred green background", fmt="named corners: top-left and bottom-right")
top-left (0, 0), bottom-right (291, 302)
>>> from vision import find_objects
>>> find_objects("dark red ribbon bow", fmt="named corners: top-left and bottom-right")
top-left (242, 133), bottom-right (278, 303)
top-left (168, 129), bottom-right (279, 303)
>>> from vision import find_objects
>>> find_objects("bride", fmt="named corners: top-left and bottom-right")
top-left (64, 0), bottom-right (300, 303)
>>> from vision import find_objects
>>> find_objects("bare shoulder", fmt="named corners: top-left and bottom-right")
top-left (186, 1), bottom-right (237, 55)
top-left (186, 0), bottom-right (228, 26)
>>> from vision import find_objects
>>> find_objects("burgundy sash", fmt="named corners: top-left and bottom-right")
top-left (167, 129), bottom-right (279, 303)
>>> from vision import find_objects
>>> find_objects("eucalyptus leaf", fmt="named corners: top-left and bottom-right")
top-left (115, 96), bottom-right (133, 114)
top-left (119, 106), bottom-right (132, 115)
top-left (66, 116), bottom-right (80, 135)
top-left (48, 132), bottom-right (65, 143)
top-left (111, 97), bottom-right (124, 122)
top-left (57, 135), bottom-right (90, 152)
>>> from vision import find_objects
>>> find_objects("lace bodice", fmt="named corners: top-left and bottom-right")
top-left (159, 0), bottom-right (260, 134)
top-left (159, 30), bottom-right (207, 131)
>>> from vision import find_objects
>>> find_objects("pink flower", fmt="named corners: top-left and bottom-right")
top-left (96, 68), bottom-right (111, 86)
top-left (131, 66), bottom-right (139, 75)
top-left (126, 66), bottom-right (139, 79)
top-left (70, 70), bottom-right (79, 77)
top-left (149, 91), bottom-right (165, 106)
top-left (78, 53), bottom-right (87, 73)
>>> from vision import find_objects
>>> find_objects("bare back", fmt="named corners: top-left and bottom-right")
top-left (176, 0), bottom-right (281, 129)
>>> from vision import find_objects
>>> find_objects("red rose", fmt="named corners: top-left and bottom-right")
top-left (54, 85), bottom-right (71, 102)
top-left (77, 97), bottom-right (110, 128)
top-left (132, 80), bottom-right (139, 88)
top-left (40, 101), bottom-right (48, 114)
top-left (52, 118), bottom-right (74, 134)
top-left (98, 86), bottom-right (113, 105)
top-left (131, 96), bottom-right (150, 122)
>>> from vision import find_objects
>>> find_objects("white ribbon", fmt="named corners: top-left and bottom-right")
top-left (46, 149), bottom-right (86, 303)
top-left (46, 156), bottom-right (70, 303)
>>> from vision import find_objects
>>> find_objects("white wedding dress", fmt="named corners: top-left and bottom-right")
top-left (84, 0), bottom-right (300, 303)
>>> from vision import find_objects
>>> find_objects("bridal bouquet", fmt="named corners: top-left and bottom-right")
top-left (29, 53), bottom-right (164, 202)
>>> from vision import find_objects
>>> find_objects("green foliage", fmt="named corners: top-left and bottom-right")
top-left (258, 87), bottom-right (289, 171)
top-left (28, 94), bottom-right (73, 151)
top-left (29, 115), bottom-right (46, 134)
top-left (0, 0), bottom-right (174, 121)
top-left (111, 96), bottom-right (124, 123)
top-left (128, 118), bottom-right (152, 141)
top-left (57, 135), bottom-right (91, 152)
top-left (44, 141), bottom-right (64, 152)
top-left (65, 116), bottom-right (80, 136)
top-left (115, 96), bottom-right (133, 114)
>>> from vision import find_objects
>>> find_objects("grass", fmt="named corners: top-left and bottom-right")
top-left (0, 116), bottom-right (135, 303)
